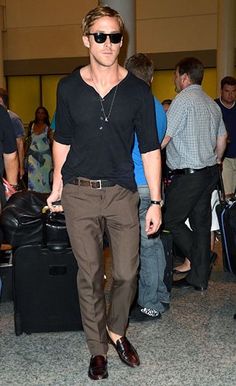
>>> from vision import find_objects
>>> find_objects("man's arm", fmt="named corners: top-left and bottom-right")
top-left (16, 137), bottom-right (25, 178)
top-left (161, 135), bottom-right (171, 149)
top-left (3, 151), bottom-right (18, 185)
top-left (141, 149), bottom-right (162, 235)
top-left (47, 140), bottom-right (70, 211)
top-left (216, 133), bottom-right (227, 163)
top-left (9, 115), bottom-right (25, 178)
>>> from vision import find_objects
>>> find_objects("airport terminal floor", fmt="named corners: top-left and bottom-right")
top-left (0, 239), bottom-right (236, 386)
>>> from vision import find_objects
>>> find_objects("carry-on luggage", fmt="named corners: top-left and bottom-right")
top-left (13, 244), bottom-right (83, 335)
top-left (0, 191), bottom-right (48, 247)
top-left (216, 169), bottom-right (236, 275)
top-left (0, 246), bottom-right (13, 302)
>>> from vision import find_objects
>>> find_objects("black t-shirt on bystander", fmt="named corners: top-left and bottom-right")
top-left (0, 105), bottom-right (17, 177)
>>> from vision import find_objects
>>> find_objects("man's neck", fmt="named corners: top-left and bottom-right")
top-left (219, 97), bottom-right (235, 109)
top-left (90, 62), bottom-right (121, 84)
top-left (83, 62), bottom-right (126, 97)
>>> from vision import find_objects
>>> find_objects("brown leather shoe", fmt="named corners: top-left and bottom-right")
top-left (88, 355), bottom-right (108, 380)
top-left (109, 336), bottom-right (140, 367)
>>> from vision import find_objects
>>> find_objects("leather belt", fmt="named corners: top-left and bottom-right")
top-left (171, 165), bottom-right (217, 176)
top-left (70, 178), bottom-right (116, 189)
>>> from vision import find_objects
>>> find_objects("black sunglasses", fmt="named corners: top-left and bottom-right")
top-left (88, 32), bottom-right (122, 44)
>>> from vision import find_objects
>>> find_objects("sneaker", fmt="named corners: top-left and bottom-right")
top-left (129, 305), bottom-right (161, 322)
top-left (140, 308), bottom-right (162, 319)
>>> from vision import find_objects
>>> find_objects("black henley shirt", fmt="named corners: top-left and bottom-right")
top-left (54, 70), bottom-right (159, 191)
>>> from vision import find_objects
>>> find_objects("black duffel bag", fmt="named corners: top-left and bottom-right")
top-left (0, 191), bottom-right (70, 248)
top-left (0, 191), bottom-right (48, 246)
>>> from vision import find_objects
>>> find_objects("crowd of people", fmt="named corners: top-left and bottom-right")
top-left (0, 4), bottom-right (235, 381)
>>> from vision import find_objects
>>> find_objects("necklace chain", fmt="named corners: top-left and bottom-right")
top-left (99, 85), bottom-right (118, 122)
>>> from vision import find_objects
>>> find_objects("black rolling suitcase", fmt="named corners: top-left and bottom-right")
top-left (13, 244), bottom-right (83, 335)
top-left (0, 247), bottom-right (13, 302)
top-left (216, 170), bottom-right (236, 275)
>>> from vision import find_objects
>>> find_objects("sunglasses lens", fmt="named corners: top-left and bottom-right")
top-left (92, 33), bottom-right (122, 44)
top-left (110, 33), bottom-right (122, 43)
top-left (94, 33), bottom-right (106, 43)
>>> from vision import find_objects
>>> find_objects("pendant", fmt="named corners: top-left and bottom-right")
top-left (105, 117), bottom-right (108, 122)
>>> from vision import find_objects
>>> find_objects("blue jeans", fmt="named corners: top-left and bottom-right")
top-left (138, 186), bottom-right (170, 312)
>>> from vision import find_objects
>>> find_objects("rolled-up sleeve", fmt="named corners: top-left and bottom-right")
top-left (54, 79), bottom-right (74, 145)
top-left (135, 86), bottom-right (160, 154)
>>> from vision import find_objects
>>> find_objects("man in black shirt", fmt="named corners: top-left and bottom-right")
top-left (0, 104), bottom-right (18, 242)
top-left (0, 88), bottom-right (25, 180)
top-left (47, 6), bottom-right (162, 380)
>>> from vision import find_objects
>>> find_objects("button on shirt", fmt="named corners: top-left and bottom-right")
top-left (166, 85), bottom-right (226, 170)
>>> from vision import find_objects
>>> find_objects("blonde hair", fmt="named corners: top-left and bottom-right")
top-left (81, 6), bottom-right (124, 36)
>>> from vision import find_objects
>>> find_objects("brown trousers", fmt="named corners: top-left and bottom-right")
top-left (62, 183), bottom-right (140, 355)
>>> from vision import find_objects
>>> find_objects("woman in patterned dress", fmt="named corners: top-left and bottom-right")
top-left (26, 106), bottom-right (53, 193)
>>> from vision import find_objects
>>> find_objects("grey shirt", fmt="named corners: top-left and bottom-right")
top-left (166, 85), bottom-right (226, 170)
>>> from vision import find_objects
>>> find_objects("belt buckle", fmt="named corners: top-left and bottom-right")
top-left (90, 179), bottom-right (102, 189)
